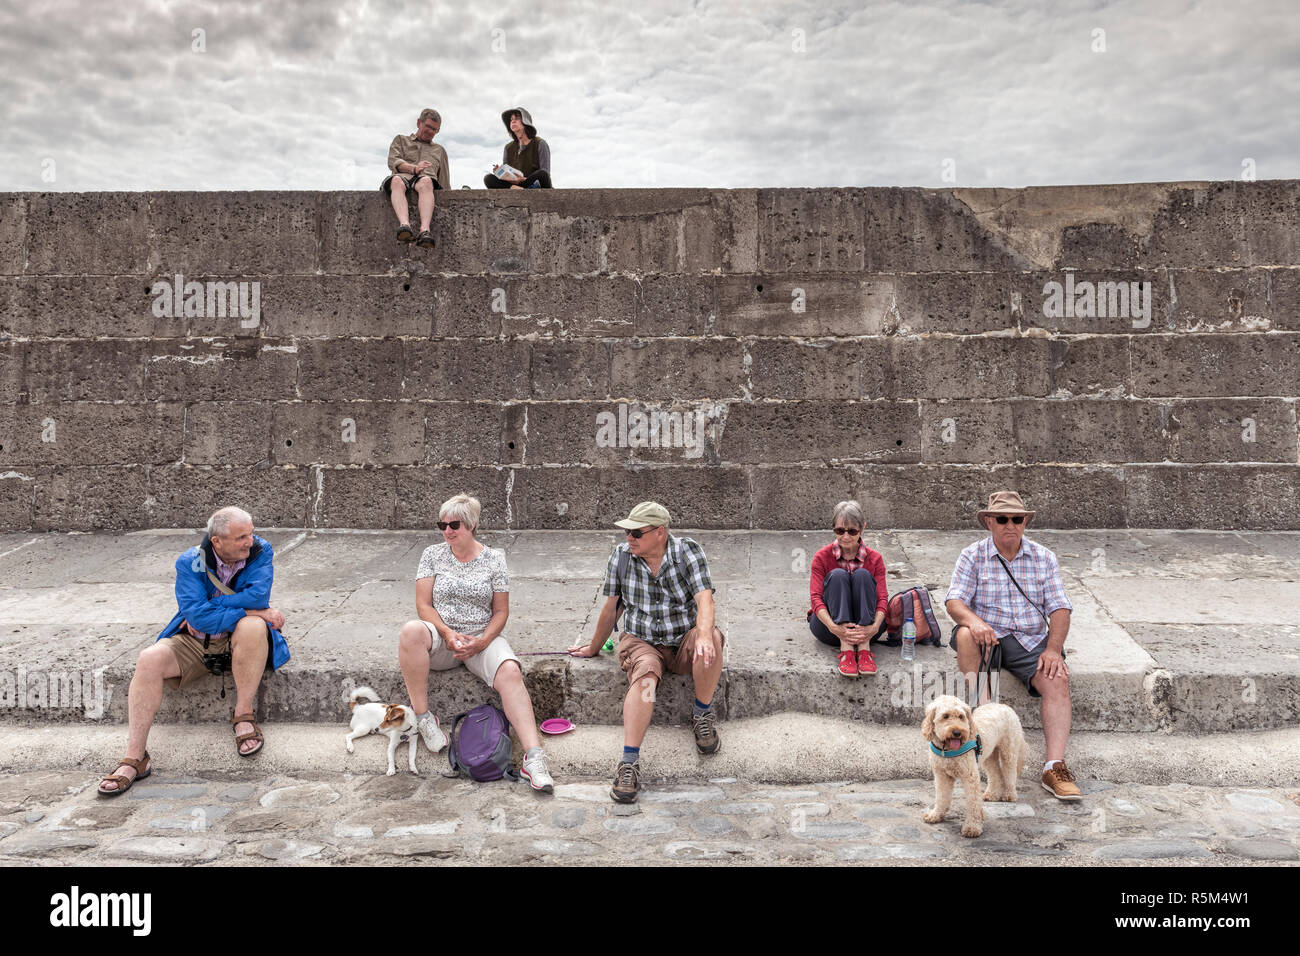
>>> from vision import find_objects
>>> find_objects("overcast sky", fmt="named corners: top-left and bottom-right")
top-left (2, 0), bottom-right (1296, 191)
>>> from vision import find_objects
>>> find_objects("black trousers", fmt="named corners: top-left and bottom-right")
top-left (484, 169), bottom-right (553, 189)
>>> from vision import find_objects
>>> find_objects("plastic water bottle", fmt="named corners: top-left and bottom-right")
top-left (601, 636), bottom-right (615, 654)
top-left (901, 619), bottom-right (916, 661)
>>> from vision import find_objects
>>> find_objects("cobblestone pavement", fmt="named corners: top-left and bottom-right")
top-left (3, 769), bottom-right (1299, 865)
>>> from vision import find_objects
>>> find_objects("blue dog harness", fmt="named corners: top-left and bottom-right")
top-left (930, 735), bottom-right (982, 759)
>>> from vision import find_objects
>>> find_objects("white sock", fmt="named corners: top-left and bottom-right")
top-left (416, 712), bottom-right (430, 722)
top-left (1044, 759), bottom-right (1061, 771)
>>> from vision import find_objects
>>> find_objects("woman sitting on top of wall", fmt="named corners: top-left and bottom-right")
top-left (484, 107), bottom-right (553, 189)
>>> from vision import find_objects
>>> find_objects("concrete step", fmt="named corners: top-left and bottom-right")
top-left (1, 529), bottom-right (1297, 732)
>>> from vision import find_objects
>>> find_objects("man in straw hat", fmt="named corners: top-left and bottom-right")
top-left (944, 491), bottom-right (1081, 800)
top-left (569, 501), bottom-right (723, 804)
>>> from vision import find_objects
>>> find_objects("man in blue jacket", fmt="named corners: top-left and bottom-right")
top-left (98, 507), bottom-right (289, 796)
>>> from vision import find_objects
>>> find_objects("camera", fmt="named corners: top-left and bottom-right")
top-left (202, 650), bottom-right (232, 675)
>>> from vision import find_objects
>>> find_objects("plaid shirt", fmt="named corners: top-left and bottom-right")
top-left (945, 536), bottom-right (1072, 652)
top-left (602, 535), bottom-right (714, 646)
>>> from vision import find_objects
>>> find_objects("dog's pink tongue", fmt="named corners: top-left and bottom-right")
top-left (947, 737), bottom-right (962, 750)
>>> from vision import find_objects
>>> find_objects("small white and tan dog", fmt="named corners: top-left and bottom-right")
top-left (921, 694), bottom-right (1026, 838)
top-left (346, 686), bottom-right (419, 776)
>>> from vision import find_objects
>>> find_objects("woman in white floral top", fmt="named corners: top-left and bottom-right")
top-left (397, 493), bottom-right (554, 792)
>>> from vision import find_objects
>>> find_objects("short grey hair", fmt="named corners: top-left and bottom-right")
top-left (831, 499), bottom-right (865, 530)
top-left (207, 506), bottom-right (252, 539)
top-left (418, 108), bottom-right (441, 125)
top-left (439, 493), bottom-right (481, 532)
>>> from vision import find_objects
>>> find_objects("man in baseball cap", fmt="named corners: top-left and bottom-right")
top-left (944, 491), bottom-right (1081, 800)
top-left (569, 501), bottom-right (724, 803)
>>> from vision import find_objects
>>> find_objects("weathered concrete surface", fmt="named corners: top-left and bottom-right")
top-left (0, 529), bottom-right (1296, 732)
top-left (2, 185), bottom-right (1298, 532)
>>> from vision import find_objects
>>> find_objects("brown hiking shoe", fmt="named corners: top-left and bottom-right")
top-left (1041, 761), bottom-right (1083, 801)
top-left (610, 761), bottom-right (642, 803)
top-left (692, 709), bottom-right (721, 755)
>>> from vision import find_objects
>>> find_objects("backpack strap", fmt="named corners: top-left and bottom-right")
top-left (446, 710), bottom-right (469, 776)
top-left (914, 587), bottom-right (944, 647)
top-left (613, 547), bottom-right (632, 622)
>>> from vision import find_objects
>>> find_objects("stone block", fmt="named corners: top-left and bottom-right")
top-left (260, 275), bottom-right (433, 338)
top-left (1168, 268), bottom-right (1276, 333)
top-left (426, 401), bottom-right (518, 466)
top-left (1162, 399), bottom-right (1297, 463)
top-left (0, 194), bottom-right (24, 276)
top-left (1271, 267), bottom-right (1300, 331)
top-left (747, 338), bottom-right (888, 400)
top-left (1047, 335), bottom-right (1130, 397)
top-left (24, 192), bottom-right (150, 274)
top-left (431, 276), bottom-right (500, 336)
top-left (715, 275), bottom-right (887, 336)
top-left (297, 339), bottom-right (403, 401)
top-left (496, 277), bottom-right (639, 338)
top-left (0, 403), bottom-right (184, 465)
top-left (185, 401), bottom-right (275, 466)
top-left (1131, 333), bottom-right (1300, 397)
top-left (0, 342), bottom-right (22, 401)
top-left (393, 466), bottom-right (512, 529)
top-left (427, 199), bottom-right (530, 275)
top-left (506, 466), bottom-right (603, 529)
top-left (1140, 181), bottom-right (1300, 268)
top-left (889, 336), bottom-right (1052, 399)
top-left (271, 401), bottom-right (424, 466)
top-left (521, 402), bottom-right (621, 466)
top-left (611, 339), bottom-right (744, 400)
top-left (315, 466), bottom-right (398, 527)
top-left (317, 191), bottom-right (419, 275)
top-left (531, 340), bottom-right (609, 399)
top-left (604, 211), bottom-right (686, 275)
top-left (637, 276), bottom-right (716, 336)
top-left (151, 192), bottom-right (320, 275)
top-left (404, 339), bottom-right (531, 400)
top-left (720, 401), bottom-right (920, 464)
top-left (1018, 271), bottom-right (1162, 334)
top-left (1126, 465), bottom-right (1300, 530)
top-left (758, 188), bottom-right (867, 272)
top-left (33, 466), bottom-right (151, 530)
top-left (3, 276), bottom-right (174, 338)
top-left (0, 474), bottom-right (34, 529)
top-left (145, 341), bottom-right (298, 402)
top-left (147, 464), bottom-right (311, 528)
top-left (919, 400), bottom-right (1015, 463)
top-left (1012, 399), bottom-right (1154, 464)
top-left (894, 273), bottom-right (1018, 335)
top-left (26, 340), bottom-right (147, 402)
top-left (527, 212), bottom-right (604, 274)
top-left (597, 465), bottom-right (750, 528)
top-left (707, 189), bottom-right (760, 274)
top-left (750, 465), bottom-right (854, 528)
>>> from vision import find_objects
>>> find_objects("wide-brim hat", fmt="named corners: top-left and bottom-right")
top-left (614, 501), bottom-right (671, 529)
top-left (976, 490), bottom-right (1035, 530)
top-left (501, 107), bottom-right (537, 139)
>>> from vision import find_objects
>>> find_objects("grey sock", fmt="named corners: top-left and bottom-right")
top-left (525, 746), bottom-right (543, 759)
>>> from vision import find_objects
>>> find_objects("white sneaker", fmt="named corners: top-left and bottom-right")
top-left (520, 751), bottom-right (554, 793)
top-left (417, 714), bottom-right (448, 753)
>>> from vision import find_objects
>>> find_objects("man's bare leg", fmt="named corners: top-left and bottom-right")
top-left (231, 615), bottom-right (269, 754)
top-left (1032, 670), bottom-right (1072, 764)
top-left (101, 643), bottom-right (181, 791)
top-left (691, 627), bottom-right (724, 705)
top-left (414, 176), bottom-right (435, 232)
top-left (389, 177), bottom-right (411, 227)
top-left (622, 677), bottom-right (657, 749)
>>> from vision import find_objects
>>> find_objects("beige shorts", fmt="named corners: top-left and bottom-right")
top-left (617, 626), bottom-right (726, 688)
top-left (417, 620), bottom-right (520, 687)
top-left (158, 633), bottom-right (230, 689)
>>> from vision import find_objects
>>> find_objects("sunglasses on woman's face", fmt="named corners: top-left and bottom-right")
top-left (626, 526), bottom-right (657, 539)
top-left (437, 520), bottom-right (462, 531)
top-left (994, 515), bottom-right (1025, 525)
top-left (833, 527), bottom-right (861, 536)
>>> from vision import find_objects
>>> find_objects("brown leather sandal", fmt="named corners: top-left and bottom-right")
top-left (98, 752), bottom-right (151, 797)
top-left (233, 713), bottom-right (264, 757)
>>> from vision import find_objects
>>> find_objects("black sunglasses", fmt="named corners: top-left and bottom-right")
top-left (833, 527), bottom-right (861, 536)
top-left (626, 526), bottom-right (658, 539)
top-left (436, 520), bottom-right (462, 531)
top-left (994, 515), bottom-right (1025, 525)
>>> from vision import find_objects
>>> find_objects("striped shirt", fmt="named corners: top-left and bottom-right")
top-left (945, 536), bottom-right (1072, 652)
top-left (602, 535), bottom-right (714, 646)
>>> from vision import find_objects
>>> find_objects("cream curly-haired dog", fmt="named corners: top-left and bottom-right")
top-left (921, 694), bottom-right (1026, 837)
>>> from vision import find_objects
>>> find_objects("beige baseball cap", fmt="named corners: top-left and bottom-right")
top-left (614, 501), bottom-right (671, 529)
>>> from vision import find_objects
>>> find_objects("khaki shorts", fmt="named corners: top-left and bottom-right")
top-left (417, 621), bottom-right (520, 688)
top-left (617, 626), bottom-right (726, 688)
top-left (158, 633), bottom-right (230, 689)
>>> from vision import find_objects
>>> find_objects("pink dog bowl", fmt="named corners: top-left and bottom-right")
top-left (540, 718), bottom-right (575, 735)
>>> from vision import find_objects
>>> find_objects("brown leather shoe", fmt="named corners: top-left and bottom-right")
top-left (610, 761), bottom-right (642, 803)
top-left (1041, 761), bottom-right (1083, 801)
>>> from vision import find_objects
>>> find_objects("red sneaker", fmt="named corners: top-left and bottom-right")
top-left (837, 650), bottom-right (859, 677)
top-left (857, 649), bottom-right (877, 675)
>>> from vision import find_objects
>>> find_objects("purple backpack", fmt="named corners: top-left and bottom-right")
top-left (447, 704), bottom-right (519, 782)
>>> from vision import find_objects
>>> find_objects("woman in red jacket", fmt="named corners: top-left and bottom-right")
top-left (808, 500), bottom-right (887, 677)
